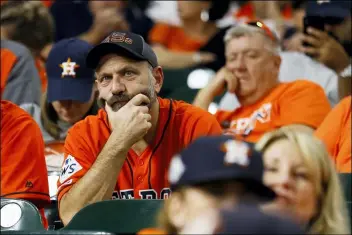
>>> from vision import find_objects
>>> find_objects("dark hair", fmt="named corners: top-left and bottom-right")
top-left (291, 0), bottom-right (308, 10)
top-left (0, 1), bottom-right (54, 54)
top-left (208, 0), bottom-right (231, 22)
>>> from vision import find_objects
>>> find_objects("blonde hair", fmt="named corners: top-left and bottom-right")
top-left (224, 24), bottom-right (281, 55)
top-left (255, 127), bottom-right (350, 234)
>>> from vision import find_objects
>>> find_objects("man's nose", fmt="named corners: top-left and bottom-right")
top-left (111, 77), bottom-right (126, 95)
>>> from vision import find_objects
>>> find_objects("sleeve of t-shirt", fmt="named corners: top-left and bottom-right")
top-left (56, 124), bottom-right (96, 203)
top-left (148, 23), bottom-right (172, 46)
top-left (181, 109), bottom-right (223, 145)
top-left (2, 43), bottom-right (41, 106)
top-left (1, 112), bottom-right (50, 209)
top-left (277, 80), bottom-right (331, 129)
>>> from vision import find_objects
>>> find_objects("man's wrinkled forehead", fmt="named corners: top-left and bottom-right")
top-left (225, 34), bottom-right (268, 56)
top-left (95, 53), bottom-right (146, 73)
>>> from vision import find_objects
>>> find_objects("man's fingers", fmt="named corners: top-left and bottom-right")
top-left (137, 105), bottom-right (149, 114)
top-left (300, 45), bottom-right (319, 56)
top-left (307, 27), bottom-right (327, 39)
top-left (144, 113), bottom-right (152, 122)
top-left (302, 35), bottom-right (322, 47)
top-left (130, 94), bottom-right (150, 106)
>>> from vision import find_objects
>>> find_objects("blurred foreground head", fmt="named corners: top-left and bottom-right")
top-left (159, 135), bottom-right (275, 234)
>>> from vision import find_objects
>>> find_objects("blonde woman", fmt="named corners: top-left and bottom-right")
top-left (256, 127), bottom-right (350, 234)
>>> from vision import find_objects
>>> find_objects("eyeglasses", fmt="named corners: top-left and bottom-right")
top-left (246, 20), bottom-right (276, 42)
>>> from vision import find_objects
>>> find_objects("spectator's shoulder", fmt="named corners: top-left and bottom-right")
top-left (1, 100), bottom-right (36, 128)
top-left (172, 99), bottom-right (216, 121)
top-left (285, 79), bottom-right (325, 93)
top-left (0, 40), bottom-right (32, 59)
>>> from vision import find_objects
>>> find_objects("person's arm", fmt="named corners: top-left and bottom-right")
top-left (193, 67), bottom-right (237, 111)
top-left (59, 130), bottom-right (130, 225)
top-left (152, 45), bottom-right (216, 69)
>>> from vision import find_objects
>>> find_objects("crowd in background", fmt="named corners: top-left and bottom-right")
top-left (1, 0), bottom-right (351, 234)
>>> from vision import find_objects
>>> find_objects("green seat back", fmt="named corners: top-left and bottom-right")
top-left (160, 68), bottom-right (193, 98)
top-left (1, 198), bottom-right (44, 231)
top-left (63, 200), bottom-right (163, 233)
top-left (339, 173), bottom-right (351, 202)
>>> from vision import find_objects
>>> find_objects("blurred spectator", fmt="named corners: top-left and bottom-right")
top-left (1, 100), bottom-right (50, 228)
top-left (148, 0), bottom-right (230, 71)
top-left (282, 0), bottom-right (308, 49)
top-left (20, 38), bottom-right (99, 198)
top-left (50, 0), bottom-right (153, 45)
top-left (180, 204), bottom-right (304, 234)
top-left (57, 31), bottom-right (222, 225)
top-left (302, 1), bottom-right (351, 99)
top-left (256, 127), bottom-right (350, 234)
top-left (0, 1), bottom-right (55, 91)
top-left (158, 135), bottom-right (275, 234)
top-left (193, 21), bottom-right (331, 142)
top-left (219, 50), bottom-right (339, 109)
top-left (315, 95), bottom-right (351, 173)
top-left (1, 40), bottom-right (41, 105)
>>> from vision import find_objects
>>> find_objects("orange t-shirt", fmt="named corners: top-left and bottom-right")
top-left (215, 80), bottom-right (331, 143)
top-left (57, 98), bottom-right (222, 202)
top-left (148, 23), bottom-right (205, 52)
top-left (1, 100), bottom-right (50, 227)
top-left (315, 96), bottom-right (351, 173)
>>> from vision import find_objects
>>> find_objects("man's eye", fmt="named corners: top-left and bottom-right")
top-left (125, 71), bottom-right (134, 76)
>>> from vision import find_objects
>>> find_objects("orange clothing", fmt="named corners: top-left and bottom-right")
top-left (35, 58), bottom-right (48, 92)
top-left (138, 228), bottom-right (166, 234)
top-left (215, 80), bottom-right (331, 143)
top-left (234, 2), bottom-right (292, 21)
top-left (148, 23), bottom-right (205, 52)
top-left (0, 48), bottom-right (17, 94)
top-left (57, 98), bottom-right (222, 202)
top-left (1, 100), bottom-right (50, 227)
top-left (315, 96), bottom-right (351, 173)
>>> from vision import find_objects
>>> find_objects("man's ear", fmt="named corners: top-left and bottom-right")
top-left (273, 54), bottom-right (281, 69)
top-left (153, 66), bottom-right (164, 94)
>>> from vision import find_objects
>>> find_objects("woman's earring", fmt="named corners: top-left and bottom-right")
top-left (201, 9), bottom-right (209, 22)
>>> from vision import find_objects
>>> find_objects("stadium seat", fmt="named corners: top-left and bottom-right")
top-left (1, 198), bottom-right (44, 231)
top-left (160, 68), bottom-right (193, 98)
top-left (44, 200), bottom-right (63, 230)
top-left (63, 200), bottom-right (163, 233)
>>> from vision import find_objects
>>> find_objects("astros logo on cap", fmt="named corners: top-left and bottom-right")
top-left (221, 140), bottom-right (252, 167)
top-left (59, 57), bottom-right (80, 78)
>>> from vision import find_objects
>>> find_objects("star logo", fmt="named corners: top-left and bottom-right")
top-left (221, 140), bottom-right (252, 167)
top-left (59, 57), bottom-right (80, 78)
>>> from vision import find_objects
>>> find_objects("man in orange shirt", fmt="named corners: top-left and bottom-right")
top-left (57, 31), bottom-right (222, 225)
top-left (1, 100), bottom-right (50, 227)
top-left (193, 21), bottom-right (331, 143)
top-left (315, 96), bottom-right (351, 173)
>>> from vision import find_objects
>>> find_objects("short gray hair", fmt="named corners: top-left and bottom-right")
top-left (224, 24), bottom-right (281, 55)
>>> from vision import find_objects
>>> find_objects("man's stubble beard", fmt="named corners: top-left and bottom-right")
top-left (98, 75), bottom-right (157, 112)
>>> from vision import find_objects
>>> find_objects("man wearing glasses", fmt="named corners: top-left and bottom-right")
top-left (193, 21), bottom-right (331, 143)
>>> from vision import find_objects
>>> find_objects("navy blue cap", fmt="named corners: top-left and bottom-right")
top-left (168, 135), bottom-right (275, 200)
top-left (46, 38), bottom-right (94, 103)
top-left (306, 0), bottom-right (351, 19)
top-left (219, 205), bottom-right (304, 234)
top-left (86, 31), bottom-right (158, 69)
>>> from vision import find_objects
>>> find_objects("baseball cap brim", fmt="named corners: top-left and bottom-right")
top-left (47, 78), bottom-right (93, 103)
top-left (86, 43), bottom-right (146, 69)
top-left (172, 168), bottom-right (276, 201)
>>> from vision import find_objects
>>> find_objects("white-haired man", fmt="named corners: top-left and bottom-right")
top-left (193, 21), bottom-right (331, 143)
